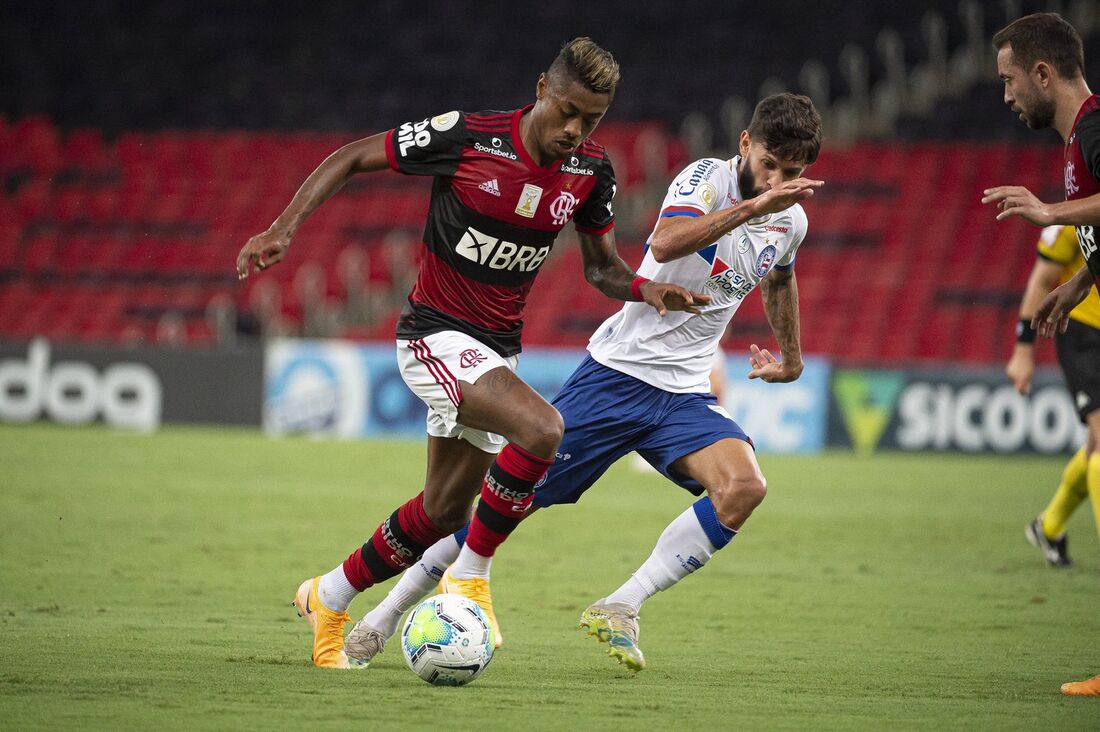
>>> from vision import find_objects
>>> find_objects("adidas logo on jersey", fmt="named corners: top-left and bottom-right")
top-left (479, 179), bottom-right (501, 196)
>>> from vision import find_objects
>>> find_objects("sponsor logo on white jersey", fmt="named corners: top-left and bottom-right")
top-left (704, 257), bottom-right (753, 300)
top-left (676, 159), bottom-right (718, 195)
top-left (479, 179), bottom-right (501, 196)
top-left (455, 226), bottom-right (550, 272)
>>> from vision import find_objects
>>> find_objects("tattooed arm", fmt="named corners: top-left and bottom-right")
top-left (748, 267), bottom-right (803, 382)
top-left (648, 177), bottom-right (822, 263)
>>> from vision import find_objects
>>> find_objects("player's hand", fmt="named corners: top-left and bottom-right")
top-left (746, 344), bottom-right (802, 382)
top-left (237, 230), bottom-right (291, 279)
top-left (750, 178), bottom-right (824, 217)
top-left (981, 186), bottom-right (1054, 226)
top-left (639, 280), bottom-right (711, 316)
top-left (1032, 274), bottom-right (1091, 337)
top-left (1005, 344), bottom-right (1035, 394)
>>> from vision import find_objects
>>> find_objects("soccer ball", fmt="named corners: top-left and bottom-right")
top-left (401, 593), bottom-right (494, 686)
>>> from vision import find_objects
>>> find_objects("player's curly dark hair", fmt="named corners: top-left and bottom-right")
top-left (748, 93), bottom-right (822, 164)
top-left (993, 12), bottom-right (1084, 80)
top-left (548, 37), bottom-right (620, 98)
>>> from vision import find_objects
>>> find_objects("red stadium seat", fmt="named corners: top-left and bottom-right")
top-left (0, 122), bottom-right (1056, 360)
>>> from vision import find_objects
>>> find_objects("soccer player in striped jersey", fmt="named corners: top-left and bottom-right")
top-left (983, 12), bottom-right (1100, 697)
top-left (345, 93), bottom-right (824, 671)
top-left (236, 37), bottom-right (707, 669)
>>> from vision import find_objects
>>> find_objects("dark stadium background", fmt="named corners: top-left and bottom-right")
top-left (1, 0), bottom-right (1097, 453)
top-left (5, 4), bottom-right (1100, 728)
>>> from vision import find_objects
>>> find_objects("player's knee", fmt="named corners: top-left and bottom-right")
top-left (513, 406), bottom-right (563, 457)
top-left (738, 474), bottom-right (767, 509)
top-left (711, 474), bottom-right (767, 525)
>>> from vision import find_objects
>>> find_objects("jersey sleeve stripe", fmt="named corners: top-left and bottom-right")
top-left (578, 142), bottom-right (606, 158)
top-left (468, 112), bottom-right (512, 123)
top-left (575, 220), bottom-right (615, 236)
top-left (384, 129), bottom-right (400, 171)
top-left (774, 261), bottom-right (795, 272)
top-left (659, 205), bottom-right (706, 218)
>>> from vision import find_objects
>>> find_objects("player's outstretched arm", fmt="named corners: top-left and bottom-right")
top-left (1032, 265), bottom-right (1095, 337)
top-left (236, 134), bottom-right (390, 279)
top-left (577, 230), bottom-right (710, 316)
top-left (749, 268), bottom-right (803, 382)
top-left (649, 178), bottom-right (823, 263)
top-left (982, 187), bottom-right (1100, 227)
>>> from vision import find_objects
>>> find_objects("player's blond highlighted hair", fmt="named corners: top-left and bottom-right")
top-left (549, 37), bottom-right (620, 97)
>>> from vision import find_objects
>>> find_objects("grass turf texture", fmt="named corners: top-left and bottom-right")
top-left (1, 423), bottom-right (1098, 730)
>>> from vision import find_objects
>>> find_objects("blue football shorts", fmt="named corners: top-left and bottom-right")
top-left (533, 355), bottom-right (751, 508)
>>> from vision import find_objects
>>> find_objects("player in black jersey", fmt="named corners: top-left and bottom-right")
top-left (235, 38), bottom-right (713, 669)
top-left (983, 13), bottom-right (1100, 339)
top-left (983, 12), bottom-right (1100, 698)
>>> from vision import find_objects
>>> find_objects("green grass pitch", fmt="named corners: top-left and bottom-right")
top-left (1, 423), bottom-right (1098, 730)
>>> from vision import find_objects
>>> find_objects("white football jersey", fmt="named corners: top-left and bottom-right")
top-left (588, 156), bottom-right (808, 393)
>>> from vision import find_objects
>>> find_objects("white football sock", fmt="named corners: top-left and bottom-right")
top-left (361, 534), bottom-right (463, 639)
top-left (605, 502), bottom-right (731, 616)
top-left (448, 543), bottom-right (493, 580)
top-left (318, 564), bottom-right (359, 613)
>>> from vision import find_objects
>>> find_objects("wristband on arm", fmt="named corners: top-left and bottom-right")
top-left (630, 276), bottom-right (649, 302)
top-left (1016, 318), bottom-right (1037, 344)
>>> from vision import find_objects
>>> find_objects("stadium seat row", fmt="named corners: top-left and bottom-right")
top-left (0, 116), bottom-right (1059, 364)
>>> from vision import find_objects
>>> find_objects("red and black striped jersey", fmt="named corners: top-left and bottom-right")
top-left (384, 105), bottom-right (617, 356)
top-left (1064, 93), bottom-right (1100, 285)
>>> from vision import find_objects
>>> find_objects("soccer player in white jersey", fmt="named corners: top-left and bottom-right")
top-left (343, 93), bottom-right (823, 671)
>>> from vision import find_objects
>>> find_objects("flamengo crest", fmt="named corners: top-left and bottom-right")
top-left (459, 349), bottom-right (487, 368)
top-left (549, 191), bottom-right (578, 225)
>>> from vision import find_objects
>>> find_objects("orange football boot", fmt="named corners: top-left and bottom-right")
top-left (292, 577), bottom-right (353, 669)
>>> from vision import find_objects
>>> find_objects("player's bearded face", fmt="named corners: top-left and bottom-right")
top-left (738, 153), bottom-right (763, 198)
top-left (738, 140), bottom-right (805, 199)
top-left (533, 74), bottom-right (610, 161)
top-left (1014, 82), bottom-right (1056, 130)
top-left (997, 48), bottom-right (1055, 130)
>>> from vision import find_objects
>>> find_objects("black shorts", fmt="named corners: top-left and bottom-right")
top-left (1055, 318), bottom-right (1100, 422)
